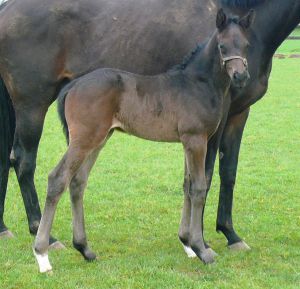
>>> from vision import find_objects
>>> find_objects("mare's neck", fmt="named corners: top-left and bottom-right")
top-left (253, 0), bottom-right (300, 55)
top-left (183, 32), bottom-right (231, 92)
top-left (254, 0), bottom-right (300, 56)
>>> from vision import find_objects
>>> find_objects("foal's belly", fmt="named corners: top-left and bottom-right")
top-left (113, 91), bottom-right (181, 142)
top-left (113, 111), bottom-right (180, 142)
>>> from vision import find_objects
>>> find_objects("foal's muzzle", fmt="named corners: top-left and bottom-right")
top-left (232, 70), bottom-right (250, 88)
top-left (219, 47), bottom-right (250, 89)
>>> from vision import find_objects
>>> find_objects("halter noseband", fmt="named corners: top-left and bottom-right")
top-left (218, 46), bottom-right (248, 69)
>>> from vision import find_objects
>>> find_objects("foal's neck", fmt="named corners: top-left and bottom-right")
top-left (183, 32), bottom-right (230, 93)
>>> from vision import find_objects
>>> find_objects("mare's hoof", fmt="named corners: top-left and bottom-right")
top-left (198, 248), bottom-right (216, 264)
top-left (0, 230), bottom-right (14, 239)
top-left (49, 241), bottom-right (66, 250)
top-left (228, 240), bottom-right (251, 251)
top-left (183, 245), bottom-right (197, 258)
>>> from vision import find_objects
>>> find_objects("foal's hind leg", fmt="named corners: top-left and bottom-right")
top-left (181, 134), bottom-right (215, 264)
top-left (34, 145), bottom-right (91, 272)
top-left (70, 131), bottom-right (113, 261)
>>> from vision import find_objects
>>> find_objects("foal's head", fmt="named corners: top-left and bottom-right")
top-left (216, 8), bottom-right (255, 88)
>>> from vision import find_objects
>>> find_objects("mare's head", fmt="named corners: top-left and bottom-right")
top-left (216, 8), bottom-right (255, 88)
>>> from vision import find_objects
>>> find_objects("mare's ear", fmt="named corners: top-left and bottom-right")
top-left (216, 8), bottom-right (227, 30)
top-left (239, 9), bottom-right (255, 29)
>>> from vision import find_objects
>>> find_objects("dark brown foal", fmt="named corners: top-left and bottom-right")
top-left (34, 9), bottom-right (254, 272)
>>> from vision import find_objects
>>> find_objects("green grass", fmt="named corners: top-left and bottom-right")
top-left (1, 58), bottom-right (300, 289)
top-left (291, 28), bottom-right (300, 37)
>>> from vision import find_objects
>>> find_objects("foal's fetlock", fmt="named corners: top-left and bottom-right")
top-left (73, 240), bottom-right (96, 261)
top-left (178, 232), bottom-right (189, 247)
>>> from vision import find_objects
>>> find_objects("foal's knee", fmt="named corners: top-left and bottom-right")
top-left (189, 183), bottom-right (207, 204)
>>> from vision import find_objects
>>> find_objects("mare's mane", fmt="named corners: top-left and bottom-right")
top-left (220, 0), bottom-right (265, 8)
top-left (0, 0), bottom-right (9, 11)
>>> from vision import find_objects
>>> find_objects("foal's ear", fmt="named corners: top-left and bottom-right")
top-left (216, 8), bottom-right (227, 30)
top-left (239, 9), bottom-right (255, 30)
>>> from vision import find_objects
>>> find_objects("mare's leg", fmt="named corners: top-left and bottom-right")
top-left (12, 106), bottom-right (60, 246)
top-left (0, 163), bottom-right (11, 238)
top-left (0, 82), bottom-right (14, 237)
top-left (216, 108), bottom-right (251, 250)
top-left (70, 131), bottom-right (113, 261)
top-left (182, 134), bottom-right (215, 264)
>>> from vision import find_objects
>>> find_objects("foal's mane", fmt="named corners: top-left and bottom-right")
top-left (220, 0), bottom-right (265, 8)
top-left (170, 42), bottom-right (207, 71)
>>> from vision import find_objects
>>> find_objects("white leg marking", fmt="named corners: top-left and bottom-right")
top-left (183, 245), bottom-right (197, 258)
top-left (33, 248), bottom-right (52, 273)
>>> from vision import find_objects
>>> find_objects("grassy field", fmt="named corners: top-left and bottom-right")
top-left (1, 57), bottom-right (300, 287)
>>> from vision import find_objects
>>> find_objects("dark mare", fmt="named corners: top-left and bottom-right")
top-left (33, 9), bottom-right (253, 272)
top-left (0, 0), bottom-right (299, 253)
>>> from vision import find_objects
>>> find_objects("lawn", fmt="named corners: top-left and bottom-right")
top-left (1, 60), bottom-right (299, 288)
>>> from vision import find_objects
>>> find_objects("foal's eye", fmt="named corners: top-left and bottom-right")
top-left (218, 44), bottom-right (226, 54)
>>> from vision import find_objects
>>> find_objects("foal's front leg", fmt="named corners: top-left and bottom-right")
top-left (178, 158), bottom-right (196, 258)
top-left (181, 134), bottom-right (215, 264)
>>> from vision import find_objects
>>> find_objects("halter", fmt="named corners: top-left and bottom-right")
top-left (218, 45), bottom-right (248, 68)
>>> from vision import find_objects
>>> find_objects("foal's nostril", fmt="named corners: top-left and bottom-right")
top-left (233, 71), bottom-right (249, 82)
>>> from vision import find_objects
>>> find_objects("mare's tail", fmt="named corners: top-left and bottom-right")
top-left (57, 79), bottom-right (78, 144)
top-left (0, 76), bottom-right (15, 170)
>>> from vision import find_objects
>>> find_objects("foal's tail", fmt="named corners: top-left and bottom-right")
top-left (57, 79), bottom-right (78, 144)
top-left (0, 76), bottom-right (15, 171)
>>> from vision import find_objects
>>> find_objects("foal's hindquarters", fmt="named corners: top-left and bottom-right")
top-left (34, 70), bottom-right (222, 272)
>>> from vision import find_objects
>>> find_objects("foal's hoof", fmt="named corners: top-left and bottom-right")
top-left (49, 241), bottom-right (66, 250)
top-left (73, 242), bottom-right (97, 261)
top-left (0, 230), bottom-right (14, 239)
top-left (83, 249), bottom-right (97, 261)
top-left (228, 241), bottom-right (251, 251)
top-left (198, 248), bottom-right (216, 264)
